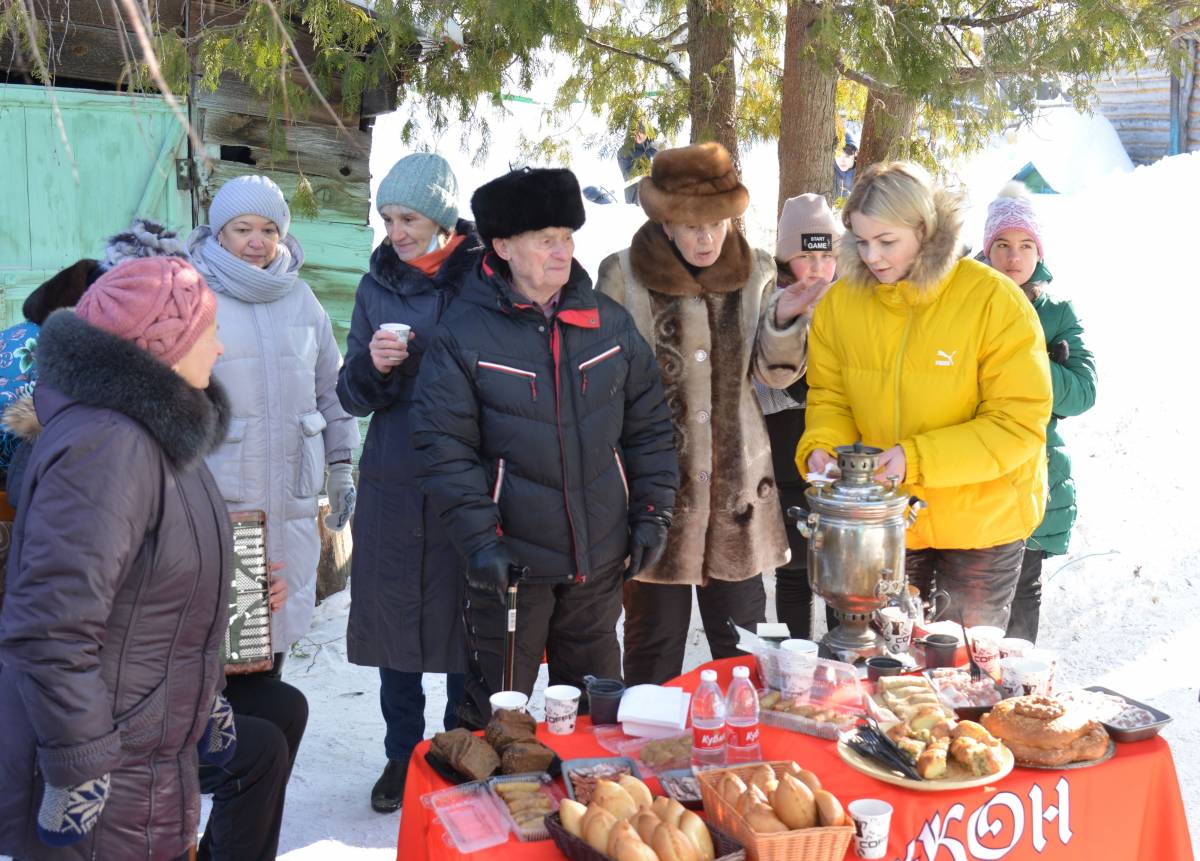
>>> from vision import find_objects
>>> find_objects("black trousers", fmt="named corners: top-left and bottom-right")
top-left (905, 541), bottom-right (1025, 629)
top-left (622, 576), bottom-right (766, 686)
top-left (1006, 548), bottom-right (1044, 642)
top-left (198, 655), bottom-right (309, 861)
top-left (460, 563), bottom-right (624, 728)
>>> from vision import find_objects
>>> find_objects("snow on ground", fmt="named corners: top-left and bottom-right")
top-left (261, 104), bottom-right (1200, 857)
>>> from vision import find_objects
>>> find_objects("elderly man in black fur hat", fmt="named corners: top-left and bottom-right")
top-left (412, 167), bottom-right (679, 727)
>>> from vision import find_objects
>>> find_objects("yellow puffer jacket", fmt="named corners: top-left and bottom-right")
top-left (796, 197), bottom-right (1052, 551)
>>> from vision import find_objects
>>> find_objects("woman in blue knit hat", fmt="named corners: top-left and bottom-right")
top-left (336, 152), bottom-right (482, 812)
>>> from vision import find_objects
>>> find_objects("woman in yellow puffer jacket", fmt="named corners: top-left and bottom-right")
top-left (796, 162), bottom-right (1052, 629)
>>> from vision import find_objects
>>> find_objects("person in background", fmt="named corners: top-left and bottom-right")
top-left (413, 167), bottom-right (677, 727)
top-left (979, 183), bottom-right (1097, 642)
top-left (596, 143), bottom-right (810, 685)
top-left (188, 176), bottom-right (356, 858)
top-left (0, 258), bottom-right (233, 861)
top-left (798, 162), bottom-right (1052, 630)
top-left (337, 153), bottom-right (481, 812)
top-left (834, 134), bottom-right (857, 200)
top-left (758, 194), bottom-right (844, 640)
top-left (617, 120), bottom-right (660, 205)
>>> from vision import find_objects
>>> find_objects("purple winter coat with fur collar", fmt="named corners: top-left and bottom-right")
top-left (0, 310), bottom-right (232, 861)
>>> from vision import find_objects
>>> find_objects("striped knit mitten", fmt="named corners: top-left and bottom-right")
top-left (37, 773), bottom-right (110, 847)
top-left (197, 693), bottom-right (237, 767)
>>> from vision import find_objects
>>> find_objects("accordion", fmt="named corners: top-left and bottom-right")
top-left (221, 510), bottom-right (274, 675)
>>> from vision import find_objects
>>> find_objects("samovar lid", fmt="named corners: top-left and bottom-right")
top-left (807, 441), bottom-right (908, 514)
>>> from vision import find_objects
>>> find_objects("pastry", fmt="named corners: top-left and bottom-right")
top-left (948, 736), bottom-right (1003, 776)
top-left (915, 746), bottom-right (947, 779)
top-left (1002, 723), bottom-right (1111, 766)
top-left (982, 695), bottom-right (1110, 766)
top-left (952, 720), bottom-right (1001, 746)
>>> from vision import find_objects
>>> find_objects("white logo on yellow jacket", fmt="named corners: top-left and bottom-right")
top-left (935, 350), bottom-right (957, 367)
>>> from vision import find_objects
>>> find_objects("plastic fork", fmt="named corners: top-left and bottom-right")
top-left (960, 618), bottom-right (985, 683)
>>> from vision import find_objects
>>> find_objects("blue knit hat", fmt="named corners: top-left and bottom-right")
top-left (209, 175), bottom-right (292, 238)
top-left (376, 153), bottom-right (459, 231)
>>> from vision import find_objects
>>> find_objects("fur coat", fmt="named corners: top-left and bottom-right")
top-left (596, 221), bottom-right (808, 585)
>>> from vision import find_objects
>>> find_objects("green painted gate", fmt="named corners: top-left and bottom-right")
top-left (0, 85), bottom-right (192, 325)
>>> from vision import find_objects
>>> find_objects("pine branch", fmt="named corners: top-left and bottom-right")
top-left (1173, 13), bottom-right (1200, 36)
top-left (584, 29), bottom-right (688, 85)
top-left (835, 59), bottom-right (896, 93)
top-left (941, 3), bottom-right (1044, 29)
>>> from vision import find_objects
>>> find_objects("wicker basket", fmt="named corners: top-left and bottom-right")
top-left (697, 761), bottom-right (854, 861)
top-left (545, 811), bottom-right (746, 861)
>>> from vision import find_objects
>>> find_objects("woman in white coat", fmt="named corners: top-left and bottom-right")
top-left (189, 175), bottom-right (359, 659)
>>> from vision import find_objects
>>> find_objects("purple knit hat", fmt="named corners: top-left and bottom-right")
top-left (75, 257), bottom-right (218, 367)
top-left (982, 182), bottom-right (1044, 260)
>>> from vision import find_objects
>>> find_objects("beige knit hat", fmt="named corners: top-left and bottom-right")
top-left (776, 193), bottom-right (844, 261)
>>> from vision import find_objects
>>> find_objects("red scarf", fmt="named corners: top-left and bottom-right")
top-left (407, 232), bottom-right (465, 276)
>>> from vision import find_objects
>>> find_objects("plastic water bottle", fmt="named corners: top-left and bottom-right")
top-left (690, 669), bottom-right (727, 766)
top-left (725, 665), bottom-right (762, 763)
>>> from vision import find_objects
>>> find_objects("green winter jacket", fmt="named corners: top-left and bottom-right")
top-left (1027, 278), bottom-right (1096, 556)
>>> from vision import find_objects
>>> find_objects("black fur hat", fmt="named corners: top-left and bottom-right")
top-left (470, 167), bottom-right (586, 248)
top-left (23, 259), bottom-right (101, 325)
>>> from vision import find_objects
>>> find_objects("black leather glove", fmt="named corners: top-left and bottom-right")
top-left (624, 515), bottom-right (671, 581)
top-left (466, 542), bottom-right (521, 598)
top-left (1048, 340), bottom-right (1069, 364)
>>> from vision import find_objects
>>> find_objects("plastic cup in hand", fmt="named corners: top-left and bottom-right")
top-left (878, 607), bottom-right (914, 654)
top-left (380, 322), bottom-right (412, 341)
top-left (849, 798), bottom-right (893, 859)
top-left (544, 685), bottom-right (582, 735)
top-left (489, 690), bottom-right (528, 713)
top-left (968, 625), bottom-right (1005, 679)
top-left (583, 676), bottom-right (625, 725)
top-left (998, 637), bottom-right (1034, 660)
top-left (999, 657), bottom-right (1052, 698)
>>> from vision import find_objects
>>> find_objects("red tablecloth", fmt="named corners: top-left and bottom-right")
top-left (397, 658), bottom-right (1193, 861)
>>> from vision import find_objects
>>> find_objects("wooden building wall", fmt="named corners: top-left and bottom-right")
top-left (1095, 50), bottom-right (1200, 164)
top-left (0, 0), bottom-right (383, 345)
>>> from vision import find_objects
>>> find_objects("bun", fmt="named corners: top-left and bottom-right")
top-left (652, 823), bottom-right (699, 861)
top-left (952, 720), bottom-right (1000, 746)
top-left (915, 746), bottom-right (947, 779)
top-left (651, 795), bottom-right (687, 827)
top-left (794, 768), bottom-right (822, 793)
top-left (736, 784), bottom-right (768, 818)
top-left (813, 790), bottom-right (845, 827)
top-left (678, 810), bottom-right (715, 861)
top-left (719, 773), bottom-right (747, 805)
top-left (769, 773), bottom-right (816, 829)
top-left (746, 763), bottom-right (778, 794)
top-left (559, 798), bottom-right (587, 837)
top-left (634, 811), bottom-right (662, 844)
top-left (745, 803), bottom-right (789, 833)
top-left (616, 835), bottom-right (661, 861)
top-left (618, 774), bottom-right (654, 810)
top-left (583, 806), bottom-right (618, 853)
top-left (608, 820), bottom-right (640, 858)
top-left (594, 780), bottom-right (638, 820)
top-left (982, 695), bottom-right (1110, 766)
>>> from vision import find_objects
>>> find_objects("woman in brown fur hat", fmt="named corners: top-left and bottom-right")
top-left (596, 142), bottom-right (813, 684)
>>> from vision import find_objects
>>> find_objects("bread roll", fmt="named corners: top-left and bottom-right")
top-left (678, 810), bottom-right (715, 861)
top-left (813, 790), bottom-right (844, 827)
top-left (718, 773), bottom-right (747, 806)
top-left (651, 795), bottom-right (687, 827)
top-left (745, 803), bottom-right (789, 833)
top-left (619, 774), bottom-right (654, 810)
top-left (634, 811), bottom-right (662, 844)
top-left (559, 798), bottom-right (587, 837)
top-left (595, 780), bottom-right (639, 820)
top-left (746, 763), bottom-right (778, 794)
top-left (583, 806), bottom-right (618, 853)
top-left (616, 835), bottom-right (662, 861)
top-left (652, 823), bottom-right (699, 861)
top-left (793, 768), bottom-right (822, 793)
top-left (608, 820), bottom-right (641, 857)
top-left (769, 773), bottom-right (816, 829)
top-left (736, 783), bottom-right (768, 817)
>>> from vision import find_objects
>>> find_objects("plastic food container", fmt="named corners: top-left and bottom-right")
top-left (657, 766), bottom-right (703, 809)
top-left (1060, 686), bottom-right (1174, 743)
top-left (420, 780), bottom-right (509, 853)
top-left (924, 667), bottom-right (1003, 720)
top-left (759, 688), bottom-right (861, 740)
top-left (618, 732), bottom-right (692, 776)
top-left (487, 771), bottom-right (563, 842)
top-left (560, 756), bottom-right (642, 804)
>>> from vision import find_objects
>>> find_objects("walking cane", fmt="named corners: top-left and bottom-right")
top-left (503, 564), bottom-right (529, 692)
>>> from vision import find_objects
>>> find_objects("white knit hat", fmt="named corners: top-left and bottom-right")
top-left (776, 193), bottom-right (843, 261)
top-left (209, 175), bottom-right (292, 238)
top-left (982, 182), bottom-right (1043, 260)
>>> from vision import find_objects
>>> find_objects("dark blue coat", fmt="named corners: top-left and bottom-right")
top-left (336, 225), bottom-right (481, 672)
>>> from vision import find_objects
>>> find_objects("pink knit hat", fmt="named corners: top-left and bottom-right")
top-left (75, 257), bottom-right (218, 366)
top-left (981, 182), bottom-right (1044, 260)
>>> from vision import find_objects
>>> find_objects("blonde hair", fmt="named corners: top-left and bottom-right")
top-left (841, 161), bottom-right (939, 239)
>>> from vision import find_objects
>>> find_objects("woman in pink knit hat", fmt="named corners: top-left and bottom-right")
top-left (0, 257), bottom-right (237, 861)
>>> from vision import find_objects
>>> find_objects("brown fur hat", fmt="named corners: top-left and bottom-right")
top-left (638, 142), bottom-right (749, 225)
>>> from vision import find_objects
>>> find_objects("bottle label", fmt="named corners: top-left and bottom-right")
top-left (692, 725), bottom-right (727, 751)
top-left (728, 723), bottom-right (760, 747)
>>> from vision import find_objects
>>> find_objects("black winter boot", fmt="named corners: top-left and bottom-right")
top-left (370, 760), bottom-right (408, 813)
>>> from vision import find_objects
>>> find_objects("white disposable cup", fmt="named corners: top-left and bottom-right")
top-left (489, 690), bottom-right (529, 713)
top-left (1027, 647), bottom-right (1058, 693)
top-left (1000, 657), bottom-right (1052, 698)
top-left (778, 639), bottom-right (820, 698)
top-left (998, 637), bottom-right (1034, 660)
top-left (544, 684), bottom-right (582, 735)
top-left (848, 798), bottom-right (893, 859)
top-left (780, 638), bottom-right (819, 655)
top-left (379, 322), bottom-right (412, 341)
top-left (878, 607), bottom-right (914, 653)
top-left (968, 625), bottom-right (1005, 679)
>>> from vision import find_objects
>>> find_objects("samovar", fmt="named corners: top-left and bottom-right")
top-left (789, 443), bottom-right (926, 655)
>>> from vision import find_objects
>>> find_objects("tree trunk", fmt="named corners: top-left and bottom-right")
top-left (687, 0), bottom-right (740, 173)
top-left (777, 0), bottom-right (837, 216)
top-left (316, 500), bottom-right (352, 602)
top-left (857, 87), bottom-right (917, 170)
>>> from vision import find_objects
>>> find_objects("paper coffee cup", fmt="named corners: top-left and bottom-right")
top-left (878, 607), bottom-right (914, 654)
top-left (489, 690), bottom-right (529, 713)
top-left (778, 639), bottom-right (819, 697)
top-left (968, 625), bottom-right (1005, 679)
top-left (849, 798), bottom-right (893, 859)
top-left (999, 637), bottom-right (1034, 660)
top-left (544, 684), bottom-right (582, 735)
top-left (1000, 657), bottom-right (1052, 698)
top-left (380, 322), bottom-right (412, 341)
